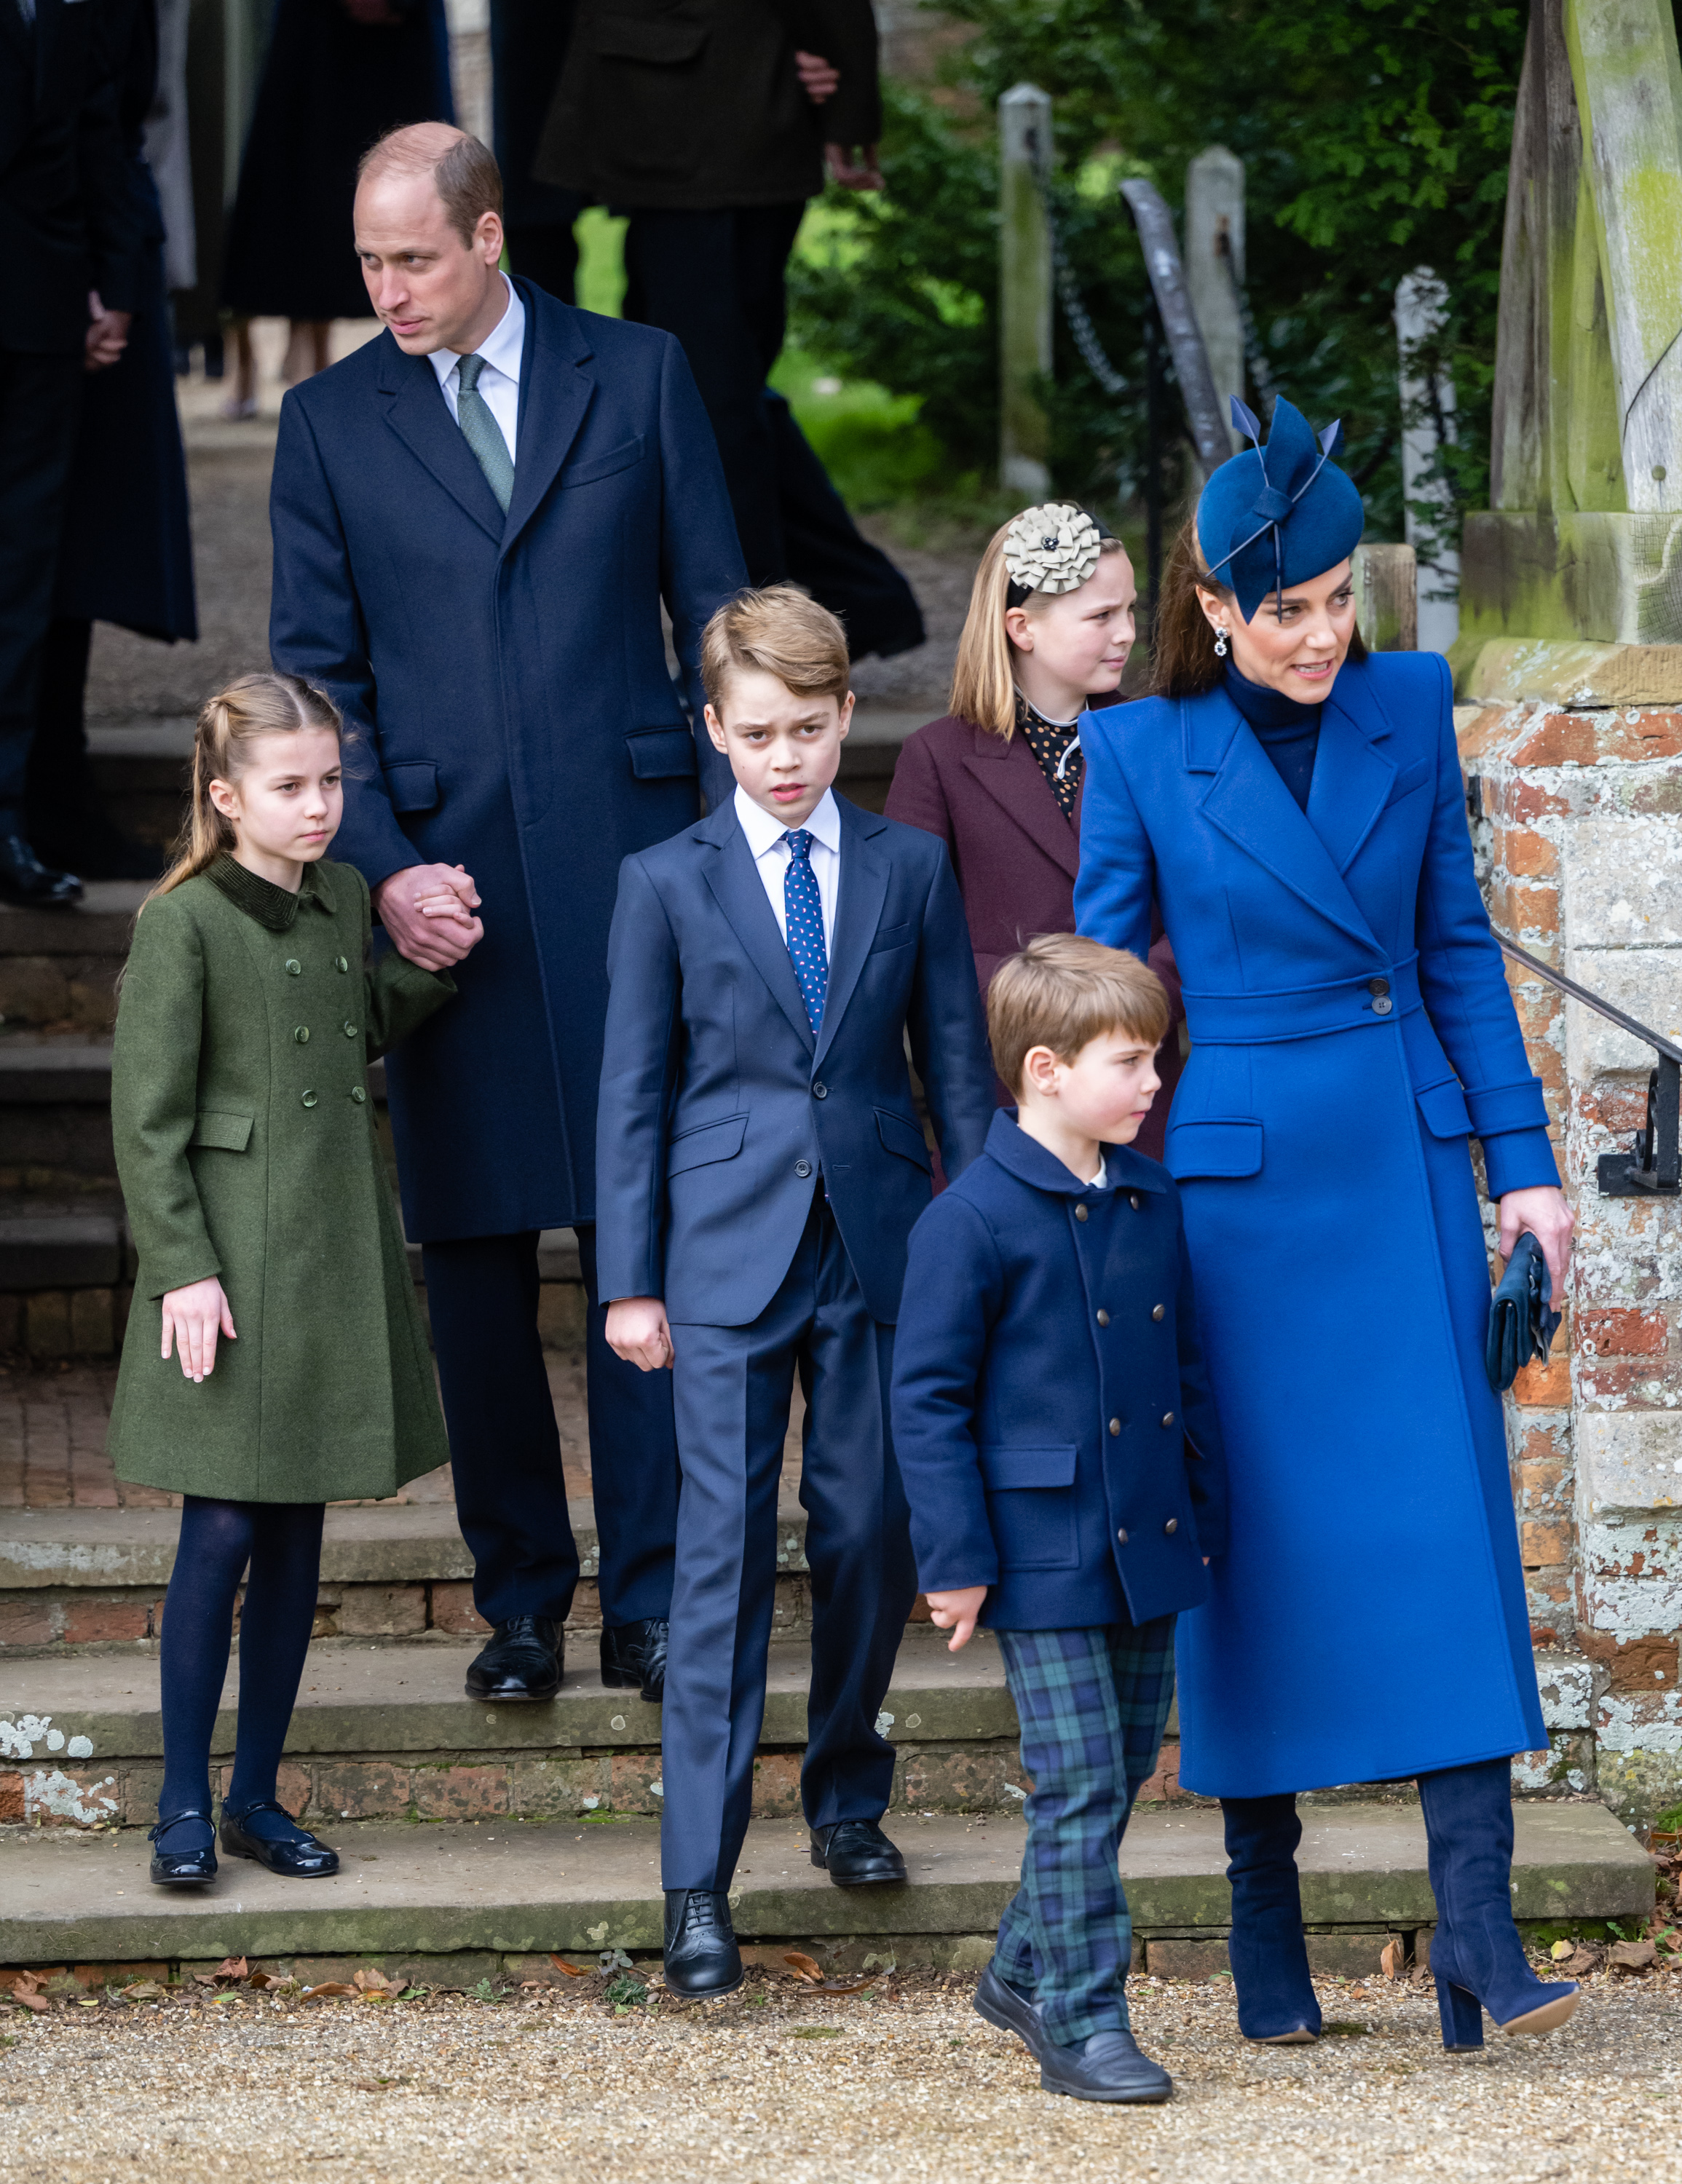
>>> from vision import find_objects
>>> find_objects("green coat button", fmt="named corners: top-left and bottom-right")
top-left (285, 960), bottom-right (302, 976)
top-left (293, 1026), bottom-right (310, 1044)
top-left (350, 1086), bottom-right (367, 1104)
top-left (301, 1090), bottom-right (318, 1109)
top-left (335, 955), bottom-right (350, 973)
top-left (343, 1021), bottom-right (358, 1037)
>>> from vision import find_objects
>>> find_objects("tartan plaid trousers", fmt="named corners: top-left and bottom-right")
top-left (992, 1617), bottom-right (1177, 2046)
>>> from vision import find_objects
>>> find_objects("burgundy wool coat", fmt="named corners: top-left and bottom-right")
top-left (885, 711), bottom-right (1184, 1160)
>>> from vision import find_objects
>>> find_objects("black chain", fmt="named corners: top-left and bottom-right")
top-left (1215, 230), bottom-right (1276, 410)
top-left (1024, 142), bottom-right (1129, 399)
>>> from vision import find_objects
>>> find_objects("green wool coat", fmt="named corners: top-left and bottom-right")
top-left (107, 855), bottom-right (456, 1502)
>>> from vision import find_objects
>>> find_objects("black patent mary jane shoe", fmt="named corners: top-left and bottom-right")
top-left (662, 1888), bottom-right (743, 2000)
top-left (600, 1618), bottom-right (668, 1702)
top-left (465, 1615), bottom-right (563, 1702)
top-left (219, 1800), bottom-right (340, 1878)
top-left (810, 1818), bottom-right (907, 1888)
top-left (148, 1809), bottom-right (217, 1887)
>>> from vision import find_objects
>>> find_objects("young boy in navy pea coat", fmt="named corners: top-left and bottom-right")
top-left (596, 586), bottom-right (998, 2001)
top-left (892, 933), bottom-right (1228, 2105)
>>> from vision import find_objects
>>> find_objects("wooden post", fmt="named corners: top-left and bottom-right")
top-left (1352, 542), bottom-right (1418, 652)
top-left (1184, 148), bottom-right (1246, 453)
top-left (998, 83), bottom-right (1053, 498)
top-left (1118, 178), bottom-right (1229, 481)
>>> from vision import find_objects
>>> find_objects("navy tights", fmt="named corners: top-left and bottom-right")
top-left (157, 1496), bottom-right (325, 1849)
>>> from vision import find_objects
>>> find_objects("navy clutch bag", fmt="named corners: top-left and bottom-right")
top-left (1485, 1233), bottom-right (1560, 1393)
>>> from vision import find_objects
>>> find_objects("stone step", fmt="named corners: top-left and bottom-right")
top-left (0, 1797), bottom-right (1652, 1977)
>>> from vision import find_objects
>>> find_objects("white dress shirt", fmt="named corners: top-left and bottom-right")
top-left (428, 273), bottom-right (524, 462)
top-left (734, 784), bottom-right (842, 954)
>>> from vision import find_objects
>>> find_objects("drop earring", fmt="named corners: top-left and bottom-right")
top-left (1214, 625), bottom-right (1230, 658)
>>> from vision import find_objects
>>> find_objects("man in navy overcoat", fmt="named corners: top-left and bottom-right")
top-left (269, 122), bottom-right (746, 1704)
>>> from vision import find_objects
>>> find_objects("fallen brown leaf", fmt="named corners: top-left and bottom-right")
top-left (214, 1957), bottom-right (248, 1983)
top-left (4, 1987), bottom-right (47, 2013)
top-left (1610, 1940), bottom-right (1656, 1973)
top-left (1558, 1944), bottom-right (1603, 1979)
top-left (300, 1982), bottom-right (358, 2000)
top-left (783, 1951), bottom-right (824, 1983)
top-left (245, 1971), bottom-right (275, 1990)
top-left (548, 1954), bottom-right (590, 1978)
top-left (1379, 1939), bottom-right (1404, 1982)
top-left (119, 1982), bottom-right (166, 2003)
top-left (811, 1978), bottom-right (870, 1996)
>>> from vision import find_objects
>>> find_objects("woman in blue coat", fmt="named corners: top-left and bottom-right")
top-left (1074, 399), bottom-right (1579, 2056)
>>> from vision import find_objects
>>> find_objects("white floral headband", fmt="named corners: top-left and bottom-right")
top-left (1002, 505), bottom-right (1104, 597)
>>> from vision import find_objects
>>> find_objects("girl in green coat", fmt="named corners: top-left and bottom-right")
top-left (109, 672), bottom-right (475, 1888)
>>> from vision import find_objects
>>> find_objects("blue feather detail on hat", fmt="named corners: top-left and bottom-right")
top-left (1196, 396), bottom-right (1366, 621)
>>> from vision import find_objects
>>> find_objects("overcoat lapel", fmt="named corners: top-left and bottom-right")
top-left (813, 801), bottom-right (891, 1067)
top-left (698, 812), bottom-right (816, 1054)
top-left (1185, 687), bottom-right (1380, 955)
top-left (502, 286), bottom-right (596, 551)
top-left (1313, 668), bottom-right (1399, 874)
top-left (376, 339), bottom-right (505, 544)
top-left (961, 730), bottom-right (1080, 880)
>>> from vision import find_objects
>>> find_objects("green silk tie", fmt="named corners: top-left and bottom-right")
top-left (456, 352), bottom-right (514, 514)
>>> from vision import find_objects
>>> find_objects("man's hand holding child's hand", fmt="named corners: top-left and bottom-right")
top-left (925, 1586), bottom-right (987, 1653)
top-left (606, 1297), bottom-right (674, 1372)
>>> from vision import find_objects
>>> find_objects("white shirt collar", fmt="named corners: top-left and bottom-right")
top-left (428, 272), bottom-right (524, 389)
top-left (733, 784), bottom-right (842, 858)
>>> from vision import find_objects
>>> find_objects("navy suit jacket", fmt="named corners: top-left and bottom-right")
top-left (892, 1111), bottom-right (1228, 1629)
top-left (269, 281), bottom-right (746, 1242)
top-left (596, 792), bottom-right (997, 1327)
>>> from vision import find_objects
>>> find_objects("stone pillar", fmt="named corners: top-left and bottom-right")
top-left (998, 84), bottom-right (1053, 499)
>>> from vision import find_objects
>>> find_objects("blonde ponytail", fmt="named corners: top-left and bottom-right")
top-left (949, 521), bottom-right (1128, 739)
top-left (145, 673), bottom-right (344, 907)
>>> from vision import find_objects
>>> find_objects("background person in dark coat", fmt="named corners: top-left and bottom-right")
top-left (490, 0), bottom-right (583, 302)
top-left (0, 0), bottom-right (145, 906)
top-left (887, 507), bottom-right (1185, 1160)
top-left (269, 124), bottom-right (746, 1709)
top-left (29, 0), bottom-right (197, 882)
top-left (534, 0), bottom-right (924, 662)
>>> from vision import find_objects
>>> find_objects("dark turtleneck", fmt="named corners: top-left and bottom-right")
top-left (1223, 662), bottom-right (1322, 815)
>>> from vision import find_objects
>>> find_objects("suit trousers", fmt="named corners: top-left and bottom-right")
top-left (0, 351), bottom-right (84, 810)
top-left (660, 1192), bottom-right (917, 1891)
top-left (421, 1224), bottom-right (680, 1631)
top-left (621, 205), bottom-right (923, 659)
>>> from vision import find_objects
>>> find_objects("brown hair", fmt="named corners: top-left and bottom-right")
top-left (357, 124), bottom-right (503, 248)
top-left (949, 519), bottom-right (1129, 738)
top-left (987, 933), bottom-right (1169, 1099)
top-left (146, 673), bottom-right (343, 906)
top-left (1150, 514), bottom-right (1367, 698)
top-left (700, 585), bottom-right (851, 711)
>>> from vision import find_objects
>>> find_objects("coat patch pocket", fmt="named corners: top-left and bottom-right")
top-left (626, 724), bottom-right (698, 780)
top-left (190, 1110), bottom-right (253, 1152)
top-left (666, 1112), bottom-right (747, 1176)
top-left (385, 761), bottom-right (439, 813)
top-left (980, 1445), bottom-right (1080, 1570)
top-left (1164, 1117), bottom-right (1263, 1179)
top-left (1415, 1077), bottom-right (1473, 1139)
top-left (559, 435), bottom-right (646, 489)
top-left (875, 1107), bottom-right (932, 1172)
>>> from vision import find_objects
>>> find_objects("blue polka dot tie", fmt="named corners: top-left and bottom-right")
top-left (781, 828), bottom-right (827, 1032)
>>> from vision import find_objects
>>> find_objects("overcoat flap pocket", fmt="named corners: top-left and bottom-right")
top-left (1164, 1117), bottom-right (1263, 1179)
top-left (1415, 1077), bottom-right (1474, 1139)
top-left (191, 1110), bottom-right (253, 1152)
top-left (385, 761), bottom-right (439, 813)
top-left (666, 1112), bottom-right (747, 1176)
top-left (876, 1107), bottom-right (933, 1171)
top-left (560, 435), bottom-right (646, 489)
top-left (626, 724), bottom-right (698, 780)
top-left (980, 1446), bottom-right (1078, 1489)
top-left (592, 14), bottom-right (708, 65)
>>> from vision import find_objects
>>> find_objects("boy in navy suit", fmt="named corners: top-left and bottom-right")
top-left (892, 934), bottom-right (1228, 2103)
top-left (597, 586), bottom-right (996, 1998)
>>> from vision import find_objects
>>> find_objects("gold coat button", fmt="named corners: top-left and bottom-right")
top-left (1074, 1203), bottom-right (1089, 1222)
top-left (301, 1090), bottom-right (318, 1109)
top-left (343, 1021), bottom-right (358, 1037)
top-left (293, 1026), bottom-right (309, 1043)
top-left (351, 1086), bottom-right (367, 1104)
top-left (1096, 1308), bottom-right (1110, 1326)
top-left (1109, 1418), bottom-right (1121, 1436)
top-left (1164, 1517), bottom-right (1178, 1535)
top-left (1152, 1303), bottom-right (1165, 1321)
top-left (1161, 1411), bottom-right (1176, 1429)
top-left (285, 960), bottom-right (302, 976)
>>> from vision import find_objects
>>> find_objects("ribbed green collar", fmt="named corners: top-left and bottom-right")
top-left (207, 854), bottom-right (336, 932)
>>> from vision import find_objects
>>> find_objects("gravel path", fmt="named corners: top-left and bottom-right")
top-left (3, 1964), bottom-right (1679, 2183)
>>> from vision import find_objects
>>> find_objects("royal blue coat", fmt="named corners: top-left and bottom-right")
top-left (596, 794), bottom-right (997, 1326)
top-left (892, 1111), bottom-right (1228, 1630)
top-left (1075, 650), bottom-right (1554, 1795)
top-left (269, 282), bottom-right (745, 1241)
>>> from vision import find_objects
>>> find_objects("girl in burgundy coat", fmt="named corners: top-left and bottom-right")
top-left (885, 506), bottom-right (1183, 1156)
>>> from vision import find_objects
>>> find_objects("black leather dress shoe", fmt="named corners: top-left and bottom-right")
top-left (219, 1800), bottom-right (340, 1878)
top-left (148, 1809), bottom-right (217, 1886)
top-left (465, 1615), bottom-right (563, 1701)
top-left (809, 1819), bottom-right (907, 1887)
top-left (600, 1618), bottom-right (668, 1701)
top-left (0, 828), bottom-right (82, 907)
top-left (662, 1888), bottom-right (743, 1999)
top-left (1037, 2024), bottom-right (1172, 2104)
top-left (973, 1962), bottom-right (1040, 2053)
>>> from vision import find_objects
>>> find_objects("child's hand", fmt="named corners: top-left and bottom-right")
top-left (606, 1296), bottom-right (674, 1372)
top-left (160, 1278), bottom-right (236, 1383)
top-left (925, 1586), bottom-right (987, 1652)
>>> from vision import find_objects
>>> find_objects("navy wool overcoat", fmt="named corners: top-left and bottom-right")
top-left (1075, 649), bottom-right (1555, 1797)
top-left (269, 282), bottom-right (746, 1241)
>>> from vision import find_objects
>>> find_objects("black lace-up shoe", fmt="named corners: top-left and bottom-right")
top-left (1038, 2024), bottom-right (1173, 2103)
top-left (219, 1800), bottom-right (340, 1878)
top-left (662, 1889), bottom-right (743, 1998)
top-left (600, 1618), bottom-right (668, 1701)
top-left (465, 1615), bottom-right (563, 1701)
top-left (148, 1809), bottom-right (217, 1886)
top-left (0, 827), bottom-right (82, 907)
top-left (809, 1819), bottom-right (907, 1887)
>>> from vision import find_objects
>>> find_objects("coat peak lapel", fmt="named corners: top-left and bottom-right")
top-left (962, 731), bottom-right (1080, 880)
top-left (701, 825), bottom-right (816, 1053)
top-left (378, 342), bottom-right (505, 544)
top-left (813, 800), bottom-right (891, 1066)
top-left (1314, 672), bottom-right (1399, 874)
top-left (502, 288), bottom-right (596, 551)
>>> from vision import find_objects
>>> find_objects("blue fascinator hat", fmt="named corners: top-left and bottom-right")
top-left (1196, 397), bottom-right (1366, 622)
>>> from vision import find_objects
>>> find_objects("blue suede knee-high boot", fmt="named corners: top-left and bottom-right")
top-left (1221, 1795), bottom-right (1322, 2043)
top-left (1417, 1760), bottom-right (1579, 2052)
